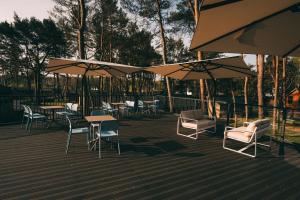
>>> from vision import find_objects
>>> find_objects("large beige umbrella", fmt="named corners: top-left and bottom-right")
top-left (146, 56), bottom-right (254, 80)
top-left (190, 0), bottom-right (300, 57)
top-left (190, 0), bottom-right (300, 155)
top-left (46, 58), bottom-right (142, 115)
top-left (146, 56), bottom-right (254, 116)
top-left (46, 58), bottom-right (141, 76)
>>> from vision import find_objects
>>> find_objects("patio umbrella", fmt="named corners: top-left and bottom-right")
top-left (190, 0), bottom-right (300, 156)
top-left (146, 56), bottom-right (254, 116)
top-left (46, 58), bottom-right (142, 115)
top-left (146, 56), bottom-right (254, 80)
top-left (190, 0), bottom-right (300, 57)
top-left (46, 58), bottom-right (141, 76)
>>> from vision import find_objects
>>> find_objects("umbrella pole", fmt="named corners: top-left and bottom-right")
top-left (279, 58), bottom-right (287, 156)
top-left (166, 76), bottom-right (173, 113)
top-left (212, 79), bottom-right (217, 118)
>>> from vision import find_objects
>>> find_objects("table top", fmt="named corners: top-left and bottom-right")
top-left (143, 100), bottom-right (155, 104)
top-left (40, 105), bottom-right (65, 110)
top-left (111, 102), bottom-right (125, 105)
top-left (84, 115), bottom-right (116, 122)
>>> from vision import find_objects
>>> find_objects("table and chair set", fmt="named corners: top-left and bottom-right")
top-left (21, 101), bottom-right (272, 158)
top-left (20, 99), bottom-right (159, 158)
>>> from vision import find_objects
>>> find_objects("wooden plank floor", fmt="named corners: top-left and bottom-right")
top-left (1, 114), bottom-right (300, 199)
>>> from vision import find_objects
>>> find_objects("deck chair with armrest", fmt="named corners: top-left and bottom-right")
top-left (177, 109), bottom-right (216, 140)
top-left (223, 119), bottom-right (271, 158)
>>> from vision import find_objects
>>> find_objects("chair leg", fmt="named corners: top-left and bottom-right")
top-left (21, 115), bottom-right (24, 128)
top-left (28, 119), bottom-right (33, 134)
top-left (87, 131), bottom-right (90, 150)
top-left (66, 133), bottom-right (72, 154)
top-left (117, 138), bottom-right (120, 155)
top-left (25, 118), bottom-right (29, 131)
top-left (99, 136), bottom-right (102, 158)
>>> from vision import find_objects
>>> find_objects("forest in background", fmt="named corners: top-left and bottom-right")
top-left (0, 0), bottom-right (299, 121)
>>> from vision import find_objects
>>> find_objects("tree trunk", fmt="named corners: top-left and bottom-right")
top-left (257, 54), bottom-right (264, 119)
top-left (193, 0), bottom-right (206, 112)
top-left (231, 88), bottom-right (237, 127)
top-left (272, 56), bottom-right (279, 135)
top-left (78, 0), bottom-right (87, 115)
top-left (205, 80), bottom-right (213, 117)
top-left (244, 77), bottom-right (249, 122)
top-left (155, 0), bottom-right (173, 112)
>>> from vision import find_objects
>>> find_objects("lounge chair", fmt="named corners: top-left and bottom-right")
top-left (177, 109), bottom-right (216, 140)
top-left (223, 119), bottom-right (271, 157)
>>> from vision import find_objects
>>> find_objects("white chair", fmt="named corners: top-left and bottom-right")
top-left (25, 105), bottom-right (47, 134)
top-left (65, 115), bottom-right (89, 154)
top-left (21, 104), bottom-right (30, 128)
top-left (223, 119), bottom-right (271, 158)
top-left (89, 110), bottom-right (106, 145)
top-left (94, 120), bottom-right (120, 158)
top-left (56, 103), bottom-right (73, 117)
top-left (177, 109), bottom-right (216, 140)
top-left (149, 100), bottom-right (160, 115)
top-left (119, 101), bottom-right (134, 116)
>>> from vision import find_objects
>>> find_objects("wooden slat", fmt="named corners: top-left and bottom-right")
top-left (0, 115), bottom-right (300, 199)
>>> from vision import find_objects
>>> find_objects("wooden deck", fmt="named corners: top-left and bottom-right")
top-left (1, 114), bottom-right (300, 199)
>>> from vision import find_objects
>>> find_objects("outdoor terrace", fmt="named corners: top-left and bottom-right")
top-left (1, 114), bottom-right (300, 199)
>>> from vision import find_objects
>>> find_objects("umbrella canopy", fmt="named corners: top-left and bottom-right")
top-left (146, 56), bottom-right (254, 80)
top-left (46, 58), bottom-right (142, 77)
top-left (190, 0), bottom-right (300, 57)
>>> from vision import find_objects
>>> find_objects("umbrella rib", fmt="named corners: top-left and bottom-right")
top-left (282, 42), bottom-right (300, 57)
top-left (191, 3), bottom-right (300, 51)
top-left (94, 64), bottom-right (130, 75)
top-left (181, 70), bottom-right (193, 80)
top-left (47, 65), bottom-right (86, 72)
top-left (201, 61), bottom-right (254, 77)
top-left (217, 65), bottom-right (254, 77)
top-left (204, 61), bottom-right (250, 71)
top-left (201, 0), bottom-right (241, 11)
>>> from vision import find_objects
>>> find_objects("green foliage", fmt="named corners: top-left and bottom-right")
top-left (0, 15), bottom-right (67, 95)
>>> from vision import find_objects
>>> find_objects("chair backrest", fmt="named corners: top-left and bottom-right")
top-left (91, 110), bottom-right (106, 116)
top-left (66, 103), bottom-right (73, 111)
top-left (138, 100), bottom-right (143, 106)
top-left (180, 110), bottom-right (204, 122)
top-left (102, 101), bottom-right (108, 108)
top-left (153, 100), bottom-right (160, 108)
top-left (66, 115), bottom-right (72, 133)
top-left (106, 103), bottom-right (112, 109)
top-left (100, 120), bottom-right (119, 132)
top-left (26, 105), bottom-right (33, 116)
top-left (70, 103), bottom-right (78, 112)
top-left (22, 105), bottom-right (29, 114)
top-left (125, 101), bottom-right (134, 107)
top-left (246, 119), bottom-right (271, 139)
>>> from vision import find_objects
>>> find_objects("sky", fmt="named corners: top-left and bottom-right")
top-left (0, 0), bottom-right (54, 22)
top-left (0, 0), bottom-right (256, 66)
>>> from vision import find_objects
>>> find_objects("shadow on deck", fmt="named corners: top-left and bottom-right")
top-left (1, 114), bottom-right (300, 199)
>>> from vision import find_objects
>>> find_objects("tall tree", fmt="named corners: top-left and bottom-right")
top-left (257, 54), bottom-right (264, 119)
top-left (0, 16), bottom-right (66, 102)
top-left (272, 56), bottom-right (279, 134)
top-left (121, 0), bottom-right (174, 112)
top-left (52, 0), bottom-right (89, 114)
